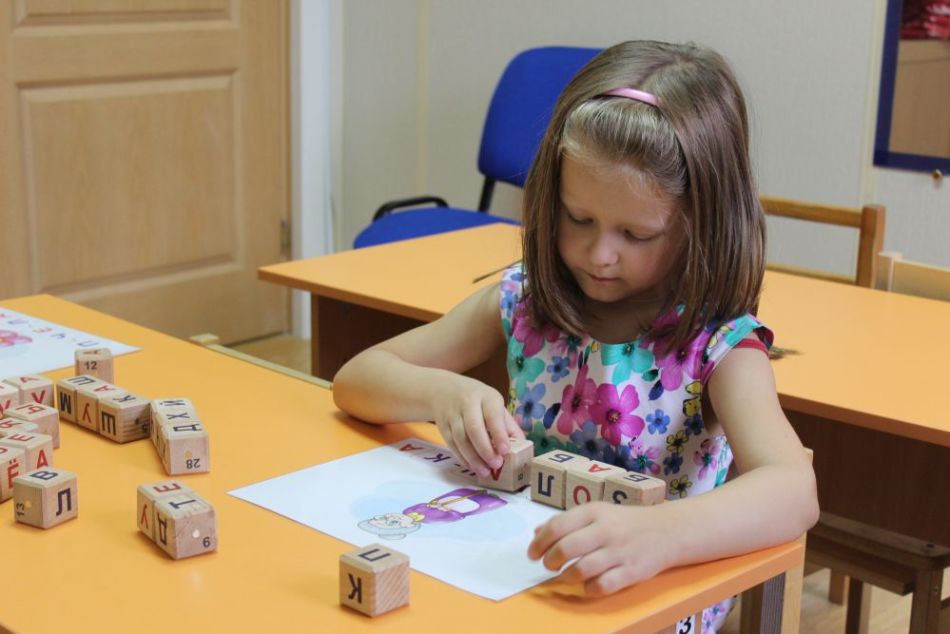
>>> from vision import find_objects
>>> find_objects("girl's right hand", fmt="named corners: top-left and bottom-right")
top-left (431, 377), bottom-right (525, 478)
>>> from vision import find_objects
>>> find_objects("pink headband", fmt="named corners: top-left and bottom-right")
top-left (602, 87), bottom-right (660, 107)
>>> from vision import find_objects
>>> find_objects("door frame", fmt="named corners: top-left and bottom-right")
top-left (290, 0), bottom-right (338, 339)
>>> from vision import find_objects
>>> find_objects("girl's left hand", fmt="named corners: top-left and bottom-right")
top-left (527, 502), bottom-right (673, 597)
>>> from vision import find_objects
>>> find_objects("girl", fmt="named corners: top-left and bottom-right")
top-left (334, 40), bottom-right (818, 630)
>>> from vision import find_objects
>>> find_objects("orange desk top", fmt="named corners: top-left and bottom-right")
top-left (0, 295), bottom-right (801, 634)
top-left (260, 224), bottom-right (950, 448)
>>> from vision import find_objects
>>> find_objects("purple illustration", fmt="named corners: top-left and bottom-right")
top-left (358, 487), bottom-right (508, 540)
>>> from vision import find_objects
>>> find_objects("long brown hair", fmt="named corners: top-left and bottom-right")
top-left (522, 40), bottom-right (765, 354)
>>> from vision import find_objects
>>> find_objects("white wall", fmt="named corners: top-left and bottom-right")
top-left (333, 0), bottom-right (950, 273)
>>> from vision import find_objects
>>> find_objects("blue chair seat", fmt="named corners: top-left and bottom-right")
top-left (353, 208), bottom-right (519, 249)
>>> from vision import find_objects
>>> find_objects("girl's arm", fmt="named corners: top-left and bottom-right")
top-left (332, 282), bottom-right (523, 477)
top-left (528, 344), bottom-right (819, 596)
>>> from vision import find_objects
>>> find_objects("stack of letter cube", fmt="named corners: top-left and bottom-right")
top-left (137, 480), bottom-right (217, 559)
top-left (56, 375), bottom-right (150, 443)
top-left (55, 372), bottom-right (209, 476)
top-left (150, 399), bottom-right (210, 475)
top-left (530, 450), bottom-right (667, 509)
top-left (1, 376), bottom-right (59, 505)
top-left (0, 376), bottom-right (77, 528)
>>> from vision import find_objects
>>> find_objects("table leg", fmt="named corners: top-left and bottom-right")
top-left (844, 578), bottom-right (870, 634)
top-left (740, 573), bottom-right (786, 633)
top-left (909, 567), bottom-right (944, 634)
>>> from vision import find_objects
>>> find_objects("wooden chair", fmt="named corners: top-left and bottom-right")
top-left (875, 251), bottom-right (950, 301)
top-left (808, 513), bottom-right (950, 634)
top-left (760, 196), bottom-right (886, 288)
top-left (760, 197), bottom-right (888, 615)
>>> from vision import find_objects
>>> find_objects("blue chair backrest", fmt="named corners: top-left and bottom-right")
top-left (477, 47), bottom-right (601, 188)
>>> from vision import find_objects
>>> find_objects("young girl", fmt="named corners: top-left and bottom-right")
top-left (333, 40), bottom-right (818, 631)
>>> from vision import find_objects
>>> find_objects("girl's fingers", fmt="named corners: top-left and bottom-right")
top-left (558, 547), bottom-right (616, 585)
top-left (450, 416), bottom-right (492, 477)
top-left (583, 564), bottom-right (642, 598)
top-left (540, 521), bottom-right (605, 572)
top-left (482, 401), bottom-right (512, 457)
top-left (527, 505), bottom-right (597, 561)
top-left (462, 406), bottom-right (501, 470)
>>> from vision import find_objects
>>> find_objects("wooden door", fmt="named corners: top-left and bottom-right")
top-left (0, 0), bottom-right (289, 344)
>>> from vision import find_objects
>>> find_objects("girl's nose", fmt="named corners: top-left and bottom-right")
top-left (588, 233), bottom-right (619, 267)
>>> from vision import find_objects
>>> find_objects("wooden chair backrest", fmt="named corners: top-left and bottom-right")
top-left (875, 251), bottom-right (950, 302)
top-left (760, 196), bottom-right (886, 288)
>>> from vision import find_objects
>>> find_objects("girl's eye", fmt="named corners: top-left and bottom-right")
top-left (623, 230), bottom-right (646, 242)
top-left (567, 213), bottom-right (591, 225)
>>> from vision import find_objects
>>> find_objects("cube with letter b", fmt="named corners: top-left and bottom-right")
top-left (530, 451), bottom-right (590, 509)
top-left (13, 468), bottom-right (78, 529)
top-left (603, 471), bottom-right (667, 506)
top-left (564, 459), bottom-right (627, 509)
top-left (339, 543), bottom-right (409, 616)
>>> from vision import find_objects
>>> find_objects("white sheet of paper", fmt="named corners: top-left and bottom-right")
top-left (0, 307), bottom-right (139, 376)
top-left (229, 438), bottom-right (563, 601)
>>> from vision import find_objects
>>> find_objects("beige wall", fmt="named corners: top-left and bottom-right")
top-left (336, 0), bottom-right (950, 272)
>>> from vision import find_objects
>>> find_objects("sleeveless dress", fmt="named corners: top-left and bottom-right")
top-left (499, 265), bottom-right (772, 633)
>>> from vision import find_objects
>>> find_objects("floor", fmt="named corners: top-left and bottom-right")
top-left (231, 333), bottom-right (949, 633)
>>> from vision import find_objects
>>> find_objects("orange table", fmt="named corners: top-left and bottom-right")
top-left (0, 295), bottom-right (801, 634)
top-left (259, 224), bottom-right (950, 548)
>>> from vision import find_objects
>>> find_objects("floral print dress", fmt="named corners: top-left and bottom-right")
top-left (499, 265), bottom-right (772, 634)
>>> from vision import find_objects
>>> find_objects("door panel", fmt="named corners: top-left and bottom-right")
top-left (1, 0), bottom-right (289, 343)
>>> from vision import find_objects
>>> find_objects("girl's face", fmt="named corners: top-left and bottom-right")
top-left (557, 155), bottom-right (685, 311)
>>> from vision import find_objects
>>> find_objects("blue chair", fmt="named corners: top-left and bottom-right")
top-left (353, 46), bottom-right (601, 249)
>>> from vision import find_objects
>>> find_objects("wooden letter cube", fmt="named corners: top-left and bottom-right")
top-left (0, 445), bottom-right (26, 502)
top-left (158, 422), bottom-right (210, 475)
top-left (13, 468), bottom-right (78, 528)
top-left (339, 543), bottom-right (409, 616)
top-left (75, 381), bottom-right (125, 432)
top-left (0, 382), bottom-right (20, 417)
top-left (0, 417), bottom-right (38, 438)
top-left (150, 398), bottom-right (197, 447)
top-left (7, 403), bottom-right (61, 448)
top-left (3, 375), bottom-right (54, 407)
top-left (0, 432), bottom-right (54, 471)
top-left (530, 451), bottom-right (590, 509)
top-left (564, 459), bottom-right (627, 509)
top-left (476, 438), bottom-right (534, 491)
top-left (56, 375), bottom-right (100, 423)
top-left (99, 393), bottom-right (151, 443)
top-left (603, 471), bottom-right (667, 506)
top-left (137, 480), bottom-right (193, 541)
top-left (154, 493), bottom-right (217, 559)
top-left (74, 347), bottom-right (114, 383)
